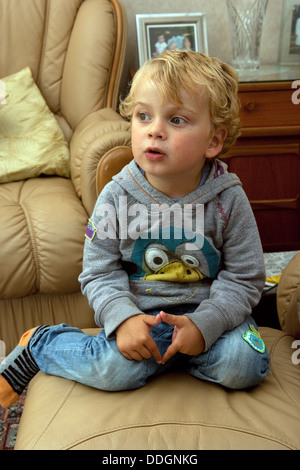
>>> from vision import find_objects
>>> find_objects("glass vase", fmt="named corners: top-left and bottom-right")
top-left (226, 0), bottom-right (269, 71)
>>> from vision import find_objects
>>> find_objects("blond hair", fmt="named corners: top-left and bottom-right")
top-left (120, 50), bottom-right (241, 156)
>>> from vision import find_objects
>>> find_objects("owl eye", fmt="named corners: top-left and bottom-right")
top-left (145, 248), bottom-right (169, 272)
top-left (181, 255), bottom-right (199, 268)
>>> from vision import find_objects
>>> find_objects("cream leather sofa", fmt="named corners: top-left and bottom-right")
top-left (0, 0), bottom-right (130, 354)
top-left (15, 250), bottom-right (300, 450)
top-left (1, 0), bottom-right (300, 451)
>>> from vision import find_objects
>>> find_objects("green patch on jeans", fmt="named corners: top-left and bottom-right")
top-left (242, 324), bottom-right (265, 354)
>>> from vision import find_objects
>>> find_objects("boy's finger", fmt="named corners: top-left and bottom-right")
top-left (159, 311), bottom-right (184, 326)
top-left (143, 314), bottom-right (162, 327)
top-left (161, 342), bottom-right (179, 364)
top-left (146, 338), bottom-right (162, 363)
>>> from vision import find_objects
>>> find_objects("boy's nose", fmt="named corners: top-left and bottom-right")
top-left (148, 119), bottom-right (166, 139)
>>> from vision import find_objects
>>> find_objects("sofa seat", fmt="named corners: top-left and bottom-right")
top-left (15, 326), bottom-right (300, 450)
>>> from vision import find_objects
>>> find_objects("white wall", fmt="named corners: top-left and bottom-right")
top-left (119, 0), bottom-right (283, 96)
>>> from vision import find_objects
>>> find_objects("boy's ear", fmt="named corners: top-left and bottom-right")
top-left (205, 128), bottom-right (227, 159)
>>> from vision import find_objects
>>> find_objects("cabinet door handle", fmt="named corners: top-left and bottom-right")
top-left (245, 101), bottom-right (256, 111)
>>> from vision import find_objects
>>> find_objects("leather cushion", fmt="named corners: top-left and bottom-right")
top-left (0, 177), bottom-right (88, 299)
top-left (15, 327), bottom-right (300, 450)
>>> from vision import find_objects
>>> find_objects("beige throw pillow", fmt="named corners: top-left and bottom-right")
top-left (0, 67), bottom-right (70, 183)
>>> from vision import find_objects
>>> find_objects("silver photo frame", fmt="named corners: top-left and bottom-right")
top-left (279, 0), bottom-right (300, 65)
top-left (136, 13), bottom-right (208, 66)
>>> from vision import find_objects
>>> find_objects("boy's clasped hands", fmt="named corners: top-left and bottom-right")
top-left (116, 312), bottom-right (205, 364)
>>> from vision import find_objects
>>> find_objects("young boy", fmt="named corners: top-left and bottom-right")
top-left (0, 51), bottom-right (269, 408)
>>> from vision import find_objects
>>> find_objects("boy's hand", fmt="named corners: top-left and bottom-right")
top-left (157, 311), bottom-right (205, 364)
top-left (116, 314), bottom-right (162, 363)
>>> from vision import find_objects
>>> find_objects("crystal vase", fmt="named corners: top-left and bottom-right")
top-left (226, 0), bottom-right (268, 71)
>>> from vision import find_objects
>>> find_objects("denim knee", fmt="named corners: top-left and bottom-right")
top-left (186, 319), bottom-right (270, 390)
top-left (217, 345), bottom-right (270, 390)
top-left (94, 354), bottom-right (149, 392)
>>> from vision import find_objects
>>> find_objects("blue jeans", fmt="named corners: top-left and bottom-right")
top-left (30, 306), bottom-right (270, 391)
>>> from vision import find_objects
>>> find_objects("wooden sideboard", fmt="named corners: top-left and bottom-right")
top-left (222, 76), bottom-right (300, 252)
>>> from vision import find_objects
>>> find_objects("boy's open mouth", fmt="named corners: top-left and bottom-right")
top-left (145, 147), bottom-right (165, 159)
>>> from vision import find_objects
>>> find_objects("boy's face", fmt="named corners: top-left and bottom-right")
top-left (131, 81), bottom-right (225, 198)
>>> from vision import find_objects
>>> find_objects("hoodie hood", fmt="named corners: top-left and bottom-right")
top-left (112, 159), bottom-right (242, 207)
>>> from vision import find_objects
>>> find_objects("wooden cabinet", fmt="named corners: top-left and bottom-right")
top-left (223, 80), bottom-right (300, 252)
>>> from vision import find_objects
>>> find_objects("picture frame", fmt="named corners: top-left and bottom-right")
top-left (136, 13), bottom-right (208, 66)
top-left (279, 0), bottom-right (300, 65)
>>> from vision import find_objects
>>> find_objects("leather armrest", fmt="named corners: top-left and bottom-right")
top-left (69, 108), bottom-right (131, 214)
top-left (96, 146), bottom-right (133, 195)
top-left (277, 252), bottom-right (300, 338)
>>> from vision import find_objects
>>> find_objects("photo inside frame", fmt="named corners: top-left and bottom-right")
top-left (146, 23), bottom-right (197, 61)
top-left (278, 1), bottom-right (300, 64)
top-left (289, 4), bottom-right (300, 54)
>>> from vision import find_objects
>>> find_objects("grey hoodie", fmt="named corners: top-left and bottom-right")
top-left (79, 159), bottom-right (265, 351)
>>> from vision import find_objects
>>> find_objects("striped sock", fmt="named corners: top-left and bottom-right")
top-left (0, 325), bottom-right (47, 408)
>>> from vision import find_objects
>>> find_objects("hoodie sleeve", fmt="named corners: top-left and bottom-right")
top-left (78, 184), bottom-right (143, 338)
top-left (186, 186), bottom-right (266, 351)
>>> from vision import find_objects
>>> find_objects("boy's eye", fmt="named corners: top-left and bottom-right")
top-left (171, 116), bottom-right (185, 125)
top-left (139, 112), bottom-right (150, 121)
